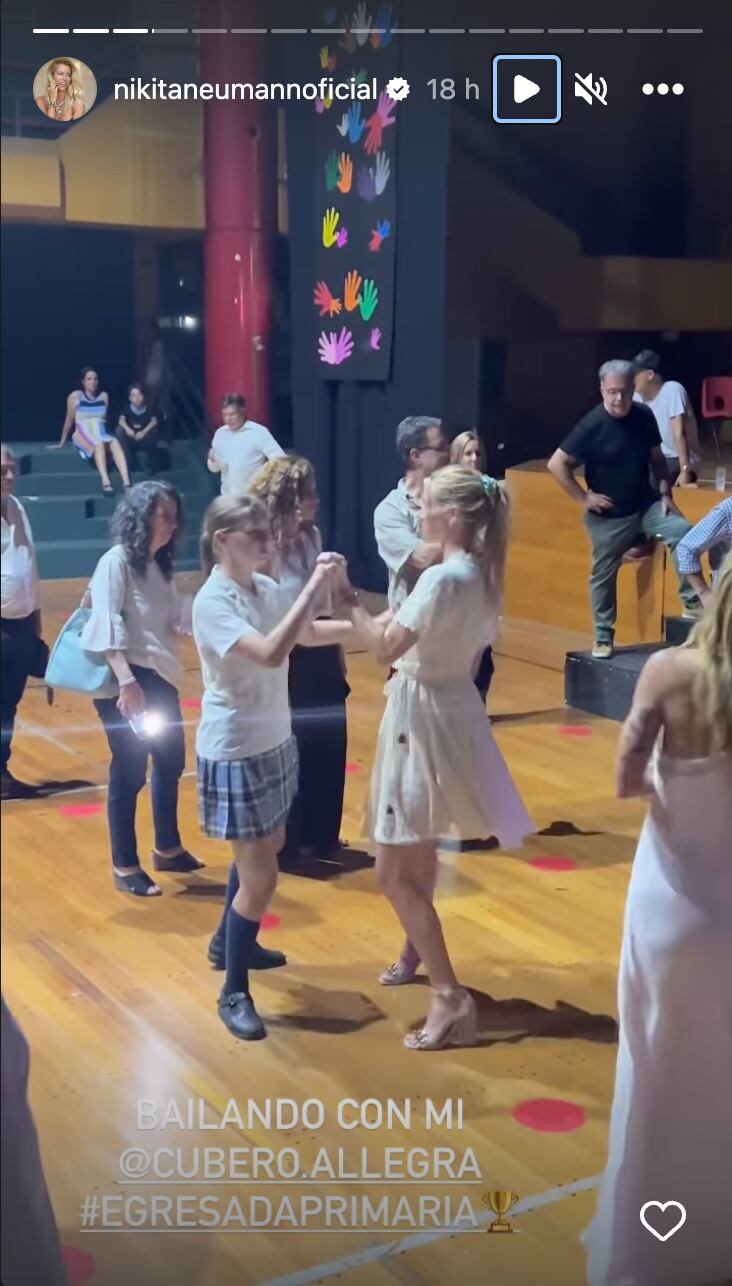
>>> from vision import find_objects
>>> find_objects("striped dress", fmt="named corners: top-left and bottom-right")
top-left (71, 390), bottom-right (112, 459)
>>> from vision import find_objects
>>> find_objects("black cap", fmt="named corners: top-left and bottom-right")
top-left (633, 349), bottom-right (662, 374)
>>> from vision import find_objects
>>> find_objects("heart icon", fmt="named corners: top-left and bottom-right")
top-left (639, 1200), bottom-right (687, 1242)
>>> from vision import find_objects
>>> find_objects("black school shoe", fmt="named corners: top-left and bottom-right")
top-left (218, 991), bottom-right (266, 1040)
top-left (207, 933), bottom-right (287, 972)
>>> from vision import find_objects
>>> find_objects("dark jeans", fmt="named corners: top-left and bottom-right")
top-left (1, 614), bottom-right (37, 772)
top-left (116, 427), bottom-right (160, 475)
top-left (285, 644), bottom-right (349, 855)
top-left (94, 665), bottom-right (185, 868)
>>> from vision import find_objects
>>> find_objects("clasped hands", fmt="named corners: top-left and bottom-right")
top-left (315, 551), bottom-right (362, 605)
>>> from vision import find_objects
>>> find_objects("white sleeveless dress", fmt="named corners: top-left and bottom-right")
top-left (583, 749), bottom-right (732, 1286)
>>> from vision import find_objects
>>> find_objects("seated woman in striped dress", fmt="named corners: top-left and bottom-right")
top-left (50, 366), bottom-right (131, 495)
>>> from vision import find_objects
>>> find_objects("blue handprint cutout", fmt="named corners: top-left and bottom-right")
top-left (346, 102), bottom-right (365, 144)
top-left (374, 4), bottom-right (394, 46)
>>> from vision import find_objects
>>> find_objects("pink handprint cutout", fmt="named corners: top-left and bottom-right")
top-left (318, 327), bottom-right (354, 365)
top-left (313, 281), bottom-right (342, 317)
top-left (364, 92), bottom-right (396, 156)
top-left (369, 327), bottom-right (382, 350)
top-left (335, 227), bottom-right (349, 248)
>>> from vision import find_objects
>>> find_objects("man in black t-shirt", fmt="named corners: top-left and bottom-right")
top-left (547, 360), bottom-right (699, 658)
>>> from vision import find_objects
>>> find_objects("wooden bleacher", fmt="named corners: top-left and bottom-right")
top-left (504, 460), bottom-right (728, 647)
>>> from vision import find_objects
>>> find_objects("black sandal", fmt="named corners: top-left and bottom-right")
top-left (151, 848), bottom-right (205, 874)
top-left (113, 869), bottom-right (162, 897)
top-left (102, 484), bottom-right (114, 495)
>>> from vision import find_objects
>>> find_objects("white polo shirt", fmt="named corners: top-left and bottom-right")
top-left (193, 567), bottom-right (292, 760)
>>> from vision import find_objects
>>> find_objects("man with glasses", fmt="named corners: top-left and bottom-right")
top-left (374, 415), bottom-right (450, 611)
top-left (548, 360), bottom-right (699, 659)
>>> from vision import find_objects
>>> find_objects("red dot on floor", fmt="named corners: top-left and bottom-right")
top-left (558, 725), bottom-right (592, 737)
top-left (345, 762), bottom-right (361, 774)
top-left (181, 698), bottom-right (201, 710)
top-left (62, 1246), bottom-right (96, 1285)
top-left (59, 803), bottom-right (104, 817)
top-left (528, 856), bottom-right (577, 872)
top-left (260, 913), bottom-right (280, 930)
top-left (512, 1098), bottom-right (586, 1133)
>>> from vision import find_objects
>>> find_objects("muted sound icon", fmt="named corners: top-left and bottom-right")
top-left (574, 72), bottom-right (608, 105)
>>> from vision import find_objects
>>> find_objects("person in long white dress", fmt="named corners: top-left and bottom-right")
top-left (342, 466), bottom-right (534, 1050)
top-left (583, 557), bottom-right (732, 1286)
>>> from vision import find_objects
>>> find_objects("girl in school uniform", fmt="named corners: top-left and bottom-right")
top-left (192, 496), bottom-right (353, 1041)
top-left (249, 455), bottom-right (350, 862)
top-left (342, 466), bottom-right (534, 1050)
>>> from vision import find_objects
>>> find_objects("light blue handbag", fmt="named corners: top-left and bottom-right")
top-left (45, 585), bottom-right (120, 700)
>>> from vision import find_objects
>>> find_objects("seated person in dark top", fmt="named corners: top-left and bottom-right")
top-left (116, 383), bottom-right (159, 474)
top-left (547, 359), bottom-right (699, 660)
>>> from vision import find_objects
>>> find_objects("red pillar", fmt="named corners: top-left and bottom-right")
top-left (202, 1), bottom-right (273, 429)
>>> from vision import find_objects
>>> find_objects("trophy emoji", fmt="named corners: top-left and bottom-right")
top-left (483, 1190), bottom-right (519, 1233)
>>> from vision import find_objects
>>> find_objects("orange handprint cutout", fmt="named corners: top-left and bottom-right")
top-left (313, 281), bottom-right (342, 317)
top-left (336, 153), bottom-right (353, 194)
top-left (343, 270), bottom-right (363, 312)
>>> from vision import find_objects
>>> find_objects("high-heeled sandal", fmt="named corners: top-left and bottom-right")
top-left (379, 960), bottom-right (419, 986)
top-left (151, 848), bottom-right (205, 873)
top-left (113, 868), bottom-right (161, 897)
top-left (404, 987), bottom-right (477, 1051)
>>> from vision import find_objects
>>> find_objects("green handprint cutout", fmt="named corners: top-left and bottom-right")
top-left (358, 278), bottom-right (378, 321)
top-left (322, 207), bottom-right (340, 248)
top-left (324, 151), bottom-right (339, 191)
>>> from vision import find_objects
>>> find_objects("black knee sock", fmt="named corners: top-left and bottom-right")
top-left (224, 906), bottom-right (259, 997)
top-left (216, 863), bottom-right (240, 940)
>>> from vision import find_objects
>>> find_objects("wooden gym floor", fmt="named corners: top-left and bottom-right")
top-left (1, 578), bottom-right (641, 1286)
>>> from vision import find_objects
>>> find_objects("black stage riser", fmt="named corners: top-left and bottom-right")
top-left (565, 644), bottom-right (668, 723)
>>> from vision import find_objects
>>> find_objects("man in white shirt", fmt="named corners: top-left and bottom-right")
top-left (1, 447), bottom-right (41, 800)
top-left (633, 350), bottom-right (702, 486)
top-left (373, 416), bottom-right (450, 612)
top-left (207, 393), bottom-right (284, 497)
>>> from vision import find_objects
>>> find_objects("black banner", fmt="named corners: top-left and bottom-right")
top-left (311, 5), bottom-right (401, 380)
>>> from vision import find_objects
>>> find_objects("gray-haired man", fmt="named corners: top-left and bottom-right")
top-left (548, 360), bottom-right (699, 658)
top-left (373, 415), bottom-right (450, 611)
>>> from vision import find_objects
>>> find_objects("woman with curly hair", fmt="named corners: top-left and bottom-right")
top-left (81, 481), bottom-right (202, 896)
top-left (35, 58), bottom-right (86, 121)
top-left (248, 455), bottom-right (350, 862)
top-left (584, 557), bottom-right (732, 1286)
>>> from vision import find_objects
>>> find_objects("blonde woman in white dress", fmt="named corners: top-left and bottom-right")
top-left (584, 558), bottom-right (732, 1286)
top-left (343, 466), bottom-right (534, 1050)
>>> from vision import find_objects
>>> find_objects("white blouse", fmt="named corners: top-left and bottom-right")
top-left (80, 545), bottom-right (181, 687)
top-left (1, 498), bottom-right (39, 620)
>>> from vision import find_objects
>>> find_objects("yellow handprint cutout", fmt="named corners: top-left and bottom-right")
top-left (336, 153), bottom-right (353, 194)
top-left (344, 270), bottom-right (363, 312)
top-left (322, 208), bottom-right (340, 248)
top-left (319, 45), bottom-right (330, 69)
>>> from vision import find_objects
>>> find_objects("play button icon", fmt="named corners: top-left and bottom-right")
top-left (493, 54), bottom-right (562, 123)
top-left (514, 74), bottom-right (541, 104)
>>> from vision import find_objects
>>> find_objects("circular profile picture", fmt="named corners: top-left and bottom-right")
top-left (33, 57), bottom-right (96, 123)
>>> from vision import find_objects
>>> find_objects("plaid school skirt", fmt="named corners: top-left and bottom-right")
top-left (197, 737), bottom-right (299, 841)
